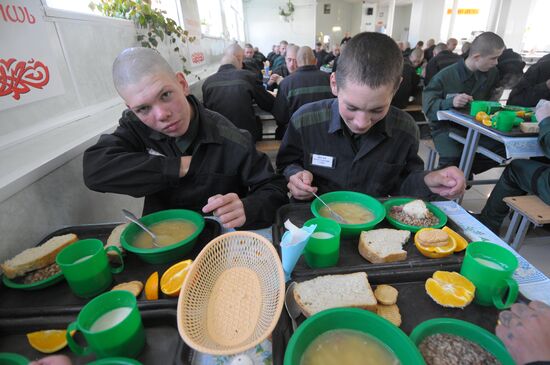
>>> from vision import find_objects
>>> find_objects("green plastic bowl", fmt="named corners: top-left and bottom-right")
top-left (0, 353), bottom-right (29, 365)
top-left (310, 191), bottom-right (385, 237)
top-left (87, 358), bottom-right (142, 365)
top-left (284, 308), bottom-right (425, 365)
top-left (121, 209), bottom-right (205, 264)
top-left (384, 198), bottom-right (447, 232)
top-left (410, 318), bottom-right (515, 365)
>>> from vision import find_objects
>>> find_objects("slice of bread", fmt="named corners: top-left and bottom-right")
top-left (293, 272), bottom-right (377, 317)
top-left (1, 233), bottom-right (78, 279)
top-left (106, 223), bottom-right (128, 257)
top-left (358, 229), bottom-right (410, 264)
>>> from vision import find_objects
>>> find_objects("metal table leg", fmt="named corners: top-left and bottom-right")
top-left (511, 216), bottom-right (531, 251)
top-left (504, 211), bottom-right (522, 243)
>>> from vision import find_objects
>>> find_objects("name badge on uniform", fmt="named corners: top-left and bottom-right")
top-left (310, 153), bottom-right (335, 168)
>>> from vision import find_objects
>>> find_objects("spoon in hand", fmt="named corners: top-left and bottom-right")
top-left (311, 191), bottom-right (347, 224)
top-left (122, 209), bottom-right (161, 248)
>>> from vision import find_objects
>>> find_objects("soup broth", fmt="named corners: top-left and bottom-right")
top-left (319, 202), bottom-right (374, 225)
top-left (133, 220), bottom-right (197, 249)
top-left (300, 329), bottom-right (400, 365)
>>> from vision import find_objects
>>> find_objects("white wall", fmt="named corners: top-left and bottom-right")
top-left (315, 1), bottom-right (353, 47)
top-left (243, 0), bottom-right (316, 54)
top-left (392, 4), bottom-right (412, 41)
top-left (408, 0), bottom-right (445, 45)
top-left (497, 0), bottom-right (533, 51)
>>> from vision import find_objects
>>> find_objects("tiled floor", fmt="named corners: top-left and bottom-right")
top-left (417, 142), bottom-right (550, 277)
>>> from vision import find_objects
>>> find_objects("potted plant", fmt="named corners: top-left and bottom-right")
top-left (278, 0), bottom-right (295, 23)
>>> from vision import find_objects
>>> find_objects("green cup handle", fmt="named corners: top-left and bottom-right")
top-left (492, 278), bottom-right (519, 309)
top-left (105, 246), bottom-right (124, 274)
top-left (66, 321), bottom-right (90, 356)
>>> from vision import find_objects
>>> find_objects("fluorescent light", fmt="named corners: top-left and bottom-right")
top-left (332, 26), bottom-right (342, 32)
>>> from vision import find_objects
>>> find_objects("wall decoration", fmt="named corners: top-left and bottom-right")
top-left (323, 4), bottom-right (331, 14)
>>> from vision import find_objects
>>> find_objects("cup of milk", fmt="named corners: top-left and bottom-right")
top-left (460, 241), bottom-right (519, 309)
top-left (66, 290), bottom-right (145, 358)
top-left (303, 217), bottom-right (341, 269)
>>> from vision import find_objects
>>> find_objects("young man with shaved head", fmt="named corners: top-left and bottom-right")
top-left (272, 46), bottom-right (334, 139)
top-left (83, 47), bottom-right (287, 229)
top-left (276, 33), bottom-right (465, 201)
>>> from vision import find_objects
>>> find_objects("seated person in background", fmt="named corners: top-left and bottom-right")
top-left (461, 41), bottom-right (471, 57)
top-left (243, 43), bottom-right (263, 80)
top-left (507, 53), bottom-right (550, 107)
top-left (276, 32), bottom-right (465, 201)
top-left (272, 40), bottom-right (288, 70)
top-left (202, 50), bottom-right (274, 142)
top-left (323, 44), bottom-right (340, 67)
top-left (492, 48), bottom-right (525, 100)
top-left (340, 32), bottom-right (352, 45)
top-left (313, 42), bottom-right (328, 69)
top-left (423, 31), bottom-right (506, 174)
top-left (424, 38), bottom-right (436, 62)
top-left (446, 37), bottom-right (458, 53)
top-left (424, 43), bottom-right (460, 85)
top-left (267, 44), bottom-right (298, 91)
top-left (402, 41), bottom-right (412, 57)
top-left (415, 40), bottom-right (424, 50)
top-left (478, 102), bottom-right (550, 232)
top-left (392, 48), bottom-right (423, 109)
top-left (83, 47), bottom-right (288, 229)
top-left (253, 46), bottom-right (266, 65)
top-left (266, 44), bottom-right (279, 65)
top-left (272, 46), bottom-right (334, 139)
top-left (496, 301), bottom-right (550, 365)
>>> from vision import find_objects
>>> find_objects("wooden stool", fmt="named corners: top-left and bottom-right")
top-left (503, 195), bottom-right (550, 251)
top-left (256, 139), bottom-right (281, 163)
top-left (420, 139), bottom-right (438, 171)
top-left (403, 103), bottom-right (428, 126)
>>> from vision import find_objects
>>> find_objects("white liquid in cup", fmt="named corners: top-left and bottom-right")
top-left (73, 254), bottom-right (94, 264)
top-left (475, 257), bottom-right (507, 271)
top-left (90, 307), bottom-right (132, 332)
top-left (311, 232), bottom-right (334, 239)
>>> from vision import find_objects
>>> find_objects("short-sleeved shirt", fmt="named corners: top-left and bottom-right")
top-left (276, 98), bottom-right (432, 198)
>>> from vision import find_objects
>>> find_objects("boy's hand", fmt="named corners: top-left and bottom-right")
top-left (452, 93), bottom-right (473, 108)
top-left (288, 170), bottom-right (317, 200)
top-left (424, 166), bottom-right (466, 199)
top-left (202, 193), bottom-right (246, 228)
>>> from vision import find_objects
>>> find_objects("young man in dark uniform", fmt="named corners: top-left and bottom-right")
top-left (276, 32), bottom-right (465, 201)
top-left (83, 47), bottom-right (287, 229)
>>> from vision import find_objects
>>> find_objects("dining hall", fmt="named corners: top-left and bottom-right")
top-left (1, 0), bottom-right (550, 364)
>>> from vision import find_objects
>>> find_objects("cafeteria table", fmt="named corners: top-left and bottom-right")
top-left (437, 110), bottom-right (544, 201)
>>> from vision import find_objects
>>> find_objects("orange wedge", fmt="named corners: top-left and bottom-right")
top-left (160, 259), bottom-right (193, 297)
top-left (145, 271), bottom-right (159, 300)
top-left (414, 228), bottom-right (456, 259)
top-left (475, 111), bottom-right (488, 122)
top-left (27, 329), bottom-right (74, 353)
top-left (425, 271), bottom-right (475, 308)
top-left (442, 226), bottom-right (468, 252)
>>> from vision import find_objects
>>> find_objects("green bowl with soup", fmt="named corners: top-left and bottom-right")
top-left (310, 191), bottom-right (385, 237)
top-left (284, 307), bottom-right (424, 365)
top-left (120, 209), bottom-right (205, 264)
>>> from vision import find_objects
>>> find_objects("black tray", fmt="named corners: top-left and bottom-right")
top-left (453, 108), bottom-right (538, 137)
top-left (0, 219), bottom-right (221, 317)
top-left (272, 203), bottom-right (464, 279)
top-left (271, 270), bottom-right (501, 365)
top-left (0, 308), bottom-right (192, 364)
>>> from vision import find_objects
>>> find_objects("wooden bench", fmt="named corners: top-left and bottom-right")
top-left (420, 139), bottom-right (438, 171)
top-left (403, 103), bottom-right (428, 126)
top-left (256, 139), bottom-right (281, 163)
top-left (503, 195), bottom-right (550, 251)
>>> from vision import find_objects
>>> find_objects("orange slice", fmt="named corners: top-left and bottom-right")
top-left (27, 329), bottom-right (74, 353)
top-left (145, 271), bottom-right (159, 300)
top-left (160, 259), bottom-right (193, 297)
top-left (482, 119), bottom-right (493, 127)
top-left (414, 228), bottom-right (456, 258)
top-left (425, 271), bottom-right (475, 308)
top-left (442, 226), bottom-right (468, 252)
top-left (475, 111), bottom-right (488, 122)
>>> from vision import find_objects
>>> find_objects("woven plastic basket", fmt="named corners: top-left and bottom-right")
top-left (177, 231), bottom-right (285, 355)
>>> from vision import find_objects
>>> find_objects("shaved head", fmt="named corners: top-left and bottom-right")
top-left (112, 47), bottom-right (176, 94)
top-left (224, 43), bottom-right (244, 64)
top-left (221, 54), bottom-right (241, 69)
top-left (297, 46), bottom-right (316, 67)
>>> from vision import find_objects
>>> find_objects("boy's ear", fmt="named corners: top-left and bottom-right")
top-left (176, 72), bottom-right (190, 96)
top-left (330, 72), bottom-right (338, 96)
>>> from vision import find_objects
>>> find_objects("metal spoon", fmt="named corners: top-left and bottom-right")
top-left (285, 281), bottom-right (301, 332)
top-left (122, 209), bottom-right (161, 248)
top-left (311, 191), bottom-right (347, 224)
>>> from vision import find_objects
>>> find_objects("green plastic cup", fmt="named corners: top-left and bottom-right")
top-left (284, 308), bottom-right (424, 365)
top-left (470, 101), bottom-right (489, 116)
top-left (66, 290), bottom-right (145, 359)
top-left (303, 217), bottom-right (341, 268)
top-left (460, 241), bottom-right (518, 309)
top-left (0, 353), bottom-right (29, 365)
top-left (56, 238), bottom-right (124, 298)
top-left (493, 111), bottom-right (516, 132)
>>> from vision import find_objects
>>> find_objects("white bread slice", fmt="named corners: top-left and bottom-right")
top-left (358, 229), bottom-right (410, 264)
top-left (0, 233), bottom-right (78, 279)
top-left (293, 272), bottom-right (377, 317)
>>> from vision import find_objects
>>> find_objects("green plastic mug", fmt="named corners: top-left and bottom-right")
top-left (460, 241), bottom-right (518, 309)
top-left (66, 290), bottom-right (145, 359)
top-left (56, 238), bottom-right (124, 298)
top-left (303, 217), bottom-right (341, 268)
top-left (470, 101), bottom-right (489, 116)
top-left (493, 111), bottom-right (516, 132)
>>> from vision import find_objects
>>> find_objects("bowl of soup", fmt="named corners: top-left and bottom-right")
top-left (121, 209), bottom-right (205, 264)
top-left (284, 307), bottom-right (424, 365)
top-left (310, 191), bottom-right (385, 237)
